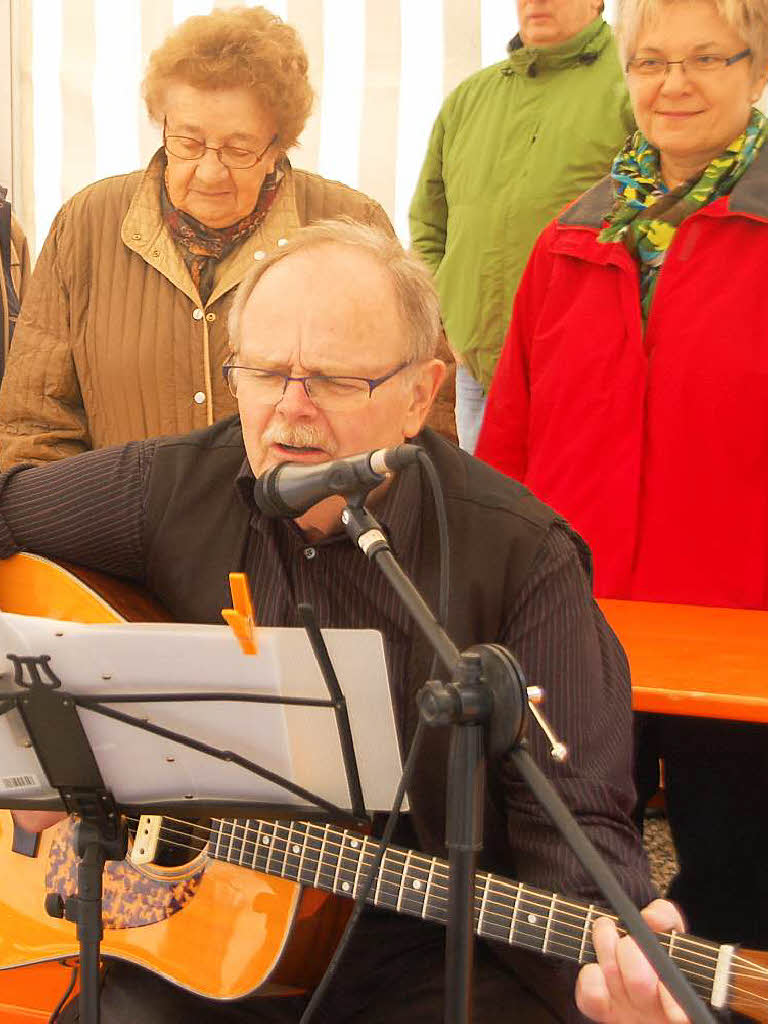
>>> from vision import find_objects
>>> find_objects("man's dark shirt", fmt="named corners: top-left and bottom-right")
top-left (0, 432), bottom-right (653, 916)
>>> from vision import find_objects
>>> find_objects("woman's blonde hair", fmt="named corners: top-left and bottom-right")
top-left (615, 0), bottom-right (768, 73)
top-left (143, 6), bottom-right (313, 151)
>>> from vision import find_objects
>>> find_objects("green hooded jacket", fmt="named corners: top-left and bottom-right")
top-left (409, 17), bottom-right (634, 390)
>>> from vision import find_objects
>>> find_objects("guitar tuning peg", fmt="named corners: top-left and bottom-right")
top-left (526, 686), bottom-right (568, 763)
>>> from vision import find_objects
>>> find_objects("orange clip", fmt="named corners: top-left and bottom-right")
top-left (221, 572), bottom-right (258, 655)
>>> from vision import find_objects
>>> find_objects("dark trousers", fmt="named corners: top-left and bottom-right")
top-left (58, 911), bottom-right (575, 1023)
top-left (634, 713), bottom-right (768, 949)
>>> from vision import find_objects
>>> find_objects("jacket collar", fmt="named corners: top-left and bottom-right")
top-left (558, 174), bottom-right (614, 229)
top-left (559, 141), bottom-right (768, 230)
top-left (503, 16), bottom-right (611, 78)
top-left (121, 149), bottom-right (302, 306)
top-left (728, 141), bottom-right (768, 220)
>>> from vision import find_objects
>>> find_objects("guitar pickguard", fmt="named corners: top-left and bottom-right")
top-left (45, 818), bottom-right (205, 929)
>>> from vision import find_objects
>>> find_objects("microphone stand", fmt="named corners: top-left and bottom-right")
top-left (338, 499), bottom-right (715, 1024)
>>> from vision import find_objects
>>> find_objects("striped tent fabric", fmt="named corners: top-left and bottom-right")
top-left (5, 0), bottom-right (624, 258)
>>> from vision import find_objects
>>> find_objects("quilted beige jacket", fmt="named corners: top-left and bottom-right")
top-left (0, 153), bottom-right (394, 466)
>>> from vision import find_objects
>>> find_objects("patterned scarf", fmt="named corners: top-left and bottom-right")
top-left (598, 108), bottom-right (768, 321)
top-left (161, 161), bottom-right (284, 302)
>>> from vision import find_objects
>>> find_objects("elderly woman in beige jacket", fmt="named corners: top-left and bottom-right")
top-left (0, 6), bottom-right (392, 467)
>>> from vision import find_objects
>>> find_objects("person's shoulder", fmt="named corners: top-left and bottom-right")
top-left (154, 416), bottom-right (245, 457)
top-left (420, 429), bottom-right (556, 530)
top-left (55, 168), bottom-right (146, 229)
top-left (441, 60), bottom-right (510, 117)
top-left (420, 431), bottom-right (595, 584)
top-left (147, 418), bottom-right (246, 499)
top-left (557, 175), bottom-right (614, 230)
top-left (291, 165), bottom-right (373, 204)
top-left (289, 165), bottom-right (389, 226)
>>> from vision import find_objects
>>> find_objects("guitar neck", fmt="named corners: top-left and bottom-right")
top-left (208, 817), bottom-right (728, 1009)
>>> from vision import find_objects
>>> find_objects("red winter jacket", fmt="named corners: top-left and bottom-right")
top-left (476, 152), bottom-right (768, 609)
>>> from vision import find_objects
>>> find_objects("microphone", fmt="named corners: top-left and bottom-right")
top-left (253, 444), bottom-right (422, 518)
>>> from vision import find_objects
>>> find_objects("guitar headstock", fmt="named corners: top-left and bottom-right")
top-left (726, 946), bottom-right (768, 1023)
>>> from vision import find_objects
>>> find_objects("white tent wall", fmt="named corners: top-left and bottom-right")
top-left (0, 0), bottom-right (14, 202)
top-left (5, 0), bottom-right (629, 258)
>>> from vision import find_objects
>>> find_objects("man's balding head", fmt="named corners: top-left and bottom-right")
top-left (227, 222), bottom-right (446, 536)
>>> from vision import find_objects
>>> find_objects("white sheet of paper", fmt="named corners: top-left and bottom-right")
top-left (0, 613), bottom-right (406, 813)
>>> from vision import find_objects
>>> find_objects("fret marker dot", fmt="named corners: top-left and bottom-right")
top-left (262, 837), bottom-right (270, 845)
top-left (527, 914), bottom-right (538, 925)
top-left (292, 844), bottom-right (301, 854)
top-left (341, 881), bottom-right (351, 892)
top-left (350, 839), bottom-right (359, 848)
top-left (413, 880), bottom-right (423, 890)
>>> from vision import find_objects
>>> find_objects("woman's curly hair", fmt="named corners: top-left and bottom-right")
top-left (143, 6), bottom-right (314, 151)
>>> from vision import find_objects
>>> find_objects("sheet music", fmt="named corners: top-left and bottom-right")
top-left (0, 613), bottom-right (406, 813)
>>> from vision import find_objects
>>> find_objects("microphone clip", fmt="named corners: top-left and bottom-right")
top-left (340, 505), bottom-right (391, 559)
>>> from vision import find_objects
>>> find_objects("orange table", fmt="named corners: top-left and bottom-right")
top-left (599, 599), bottom-right (768, 723)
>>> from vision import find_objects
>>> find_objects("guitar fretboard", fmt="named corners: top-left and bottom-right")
top-left (208, 817), bottom-right (721, 1004)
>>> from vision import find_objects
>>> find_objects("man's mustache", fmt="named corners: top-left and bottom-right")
top-left (262, 421), bottom-right (340, 456)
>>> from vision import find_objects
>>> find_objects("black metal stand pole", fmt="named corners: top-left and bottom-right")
top-left (444, 721), bottom-right (485, 1024)
top-left (75, 823), bottom-right (109, 1024)
top-left (340, 505), bottom-right (498, 1024)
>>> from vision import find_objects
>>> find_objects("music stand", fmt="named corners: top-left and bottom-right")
top-left (0, 603), bottom-right (404, 1024)
top-left (338, 499), bottom-right (717, 1024)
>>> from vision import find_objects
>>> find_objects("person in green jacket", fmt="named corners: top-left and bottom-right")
top-left (409, 1), bottom-right (634, 453)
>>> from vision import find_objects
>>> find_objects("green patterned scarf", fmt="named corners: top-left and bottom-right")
top-left (599, 108), bottom-right (768, 320)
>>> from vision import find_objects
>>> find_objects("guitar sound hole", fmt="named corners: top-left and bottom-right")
top-left (151, 819), bottom-right (208, 867)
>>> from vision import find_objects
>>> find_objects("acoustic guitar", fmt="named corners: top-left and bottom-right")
top-left (0, 553), bottom-right (766, 1021)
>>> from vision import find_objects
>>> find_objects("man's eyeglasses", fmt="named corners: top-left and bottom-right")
top-left (163, 120), bottom-right (278, 170)
top-left (626, 49), bottom-right (751, 78)
top-left (222, 362), bottom-right (411, 411)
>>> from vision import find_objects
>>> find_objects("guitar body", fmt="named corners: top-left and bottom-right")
top-left (1, 555), bottom-right (767, 1022)
top-left (0, 553), bottom-right (351, 1013)
top-left (0, 810), bottom-right (348, 999)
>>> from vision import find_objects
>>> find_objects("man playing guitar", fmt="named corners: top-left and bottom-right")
top-left (7, 220), bottom-right (688, 1023)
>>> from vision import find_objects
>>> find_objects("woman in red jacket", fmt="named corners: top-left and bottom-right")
top-left (477, 0), bottom-right (768, 960)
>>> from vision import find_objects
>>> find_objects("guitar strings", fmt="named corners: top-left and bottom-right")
top-left (122, 825), bottom-right (768, 1006)
top-left (127, 814), bottom-right (753, 970)
top-left (129, 815), bottom-right (636, 932)
top-left (123, 816), bottom-right (768, 992)
top-left (123, 822), bottom-right (768, 1005)
top-left (126, 813), bottom-right (759, 974)
top-left (123, 825), bottom-right (720, 988)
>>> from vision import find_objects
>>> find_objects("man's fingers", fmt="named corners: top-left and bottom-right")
top-left (658, 979), bottom-right (692, 1024)
top-left (639, 900), bottom-right (691, 1023)
top-left (592, 916), bottom-right (631, 1008)
top-left (578, 905), bottom-right (695, 1024)
top-left (575, 962), bottom-right (613, 1022)
top-left (614, 922), bottom-right (668, 1017)
top-left (641, 898), bottom-right (686, 934)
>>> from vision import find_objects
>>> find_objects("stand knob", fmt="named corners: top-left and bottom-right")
top-left (418, 679), bottom-right (461, 726)
top-left (526, 688), bottom-right (568, 763)
top-left (45, 892), bottom-right (65, 919)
